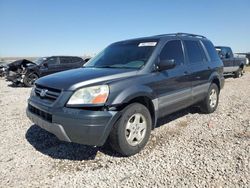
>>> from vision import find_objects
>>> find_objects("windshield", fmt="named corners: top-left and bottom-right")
top-left (34, 57), bottom-right (47, 65)
top-left (85, 41), bottom-right (157, 69)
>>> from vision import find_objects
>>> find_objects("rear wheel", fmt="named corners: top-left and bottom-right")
top-left (200, 83), bottom-right (219, 114)
top-left (234, 67), bottom-right (243, 78)
top-left (23, 73), bottom-right (39, 87)
top-left (109, 103), bottom-right (152, 156)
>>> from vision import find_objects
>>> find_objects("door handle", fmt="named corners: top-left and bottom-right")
top-left (184, 71), bottom-right (189, 75)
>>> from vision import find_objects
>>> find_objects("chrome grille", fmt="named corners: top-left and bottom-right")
top-left (35, 84), bottom-right (61, 101)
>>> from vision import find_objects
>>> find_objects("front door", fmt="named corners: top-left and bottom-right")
top-left (40, 57), bottom-right (60, 76)
top-left (151, 40), bottom-right (192, 117)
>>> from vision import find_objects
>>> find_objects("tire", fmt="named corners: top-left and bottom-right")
top-left (109, 103), bottom-right (152, 156)
top-left (234, 67), bottom-right (243, 78)
top-left (200, 83), bottom-right (219, 114)
top-left (23, 73), bottom-right (39, 87)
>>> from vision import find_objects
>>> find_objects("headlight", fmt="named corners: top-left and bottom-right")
top-left (67, 85), bottom-right (109, 105)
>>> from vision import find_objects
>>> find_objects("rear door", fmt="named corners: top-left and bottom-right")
top-left (59, 57), bottom-right (73, 71)
top-left (183, 40), bottom-right (211, 103)
top-left (151, 40), bottom-right (192, 117)
top-left (71, 57), bottom-right (85, 68)
top-left (59, 57), bottom-right (83, 71)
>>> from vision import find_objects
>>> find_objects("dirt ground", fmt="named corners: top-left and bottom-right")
top-left (0, 74), bottom-right (249, 187)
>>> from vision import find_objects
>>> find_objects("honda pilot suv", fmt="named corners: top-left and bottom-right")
top-left (27, 33), bottom-right (224, 156)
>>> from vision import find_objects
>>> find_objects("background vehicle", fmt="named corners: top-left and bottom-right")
top-left (215, 46), bottom-right (247, 78)
top-left (6, 56), bottom-right (85, 87)
top-left (0, 63), bottom-right (8, 77)
top-left (5, 59), bottom-right (35, 84)
top-left (27, 33), bottom-right (224, 156)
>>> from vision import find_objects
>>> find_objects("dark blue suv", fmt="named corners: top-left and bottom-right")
top-left (26, 33), bottom-right (224, 156)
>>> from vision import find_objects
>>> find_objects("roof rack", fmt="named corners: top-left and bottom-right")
top-left (156, 33), bottom-right (206, 39)
top-left (176, 33), bottom-right (206, 38)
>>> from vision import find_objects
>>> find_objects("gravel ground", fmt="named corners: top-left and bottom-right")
top-left (0, 74), bottom-right (249, 188)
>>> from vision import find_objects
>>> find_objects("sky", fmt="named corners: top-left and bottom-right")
top-left (0, 0), bottom-right (250, 57)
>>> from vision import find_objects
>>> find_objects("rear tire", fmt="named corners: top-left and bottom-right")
top-left (23, 73), bottom-right (39, 87)
top-left (109, 103), bottom-right (152, 156)
top-left (200, 83), bottom-right (219, 114)
top-left (234, 67), bottom-right (243, 78)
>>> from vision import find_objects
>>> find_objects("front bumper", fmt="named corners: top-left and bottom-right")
top-left (6, 71), bottom-right (24, 82)
top-left (26, 99), bottom-right (121, 146)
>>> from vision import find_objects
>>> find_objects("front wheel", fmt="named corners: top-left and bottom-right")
top-left (200, 83), bottom-right (219, 114)
top-left (109, 103), bottom-right (152, 156)
top-left (23, 73), bottom-right (39, 87)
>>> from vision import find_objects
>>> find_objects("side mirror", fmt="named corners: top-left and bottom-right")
top-left (157, 59), bottom-right (176, 71)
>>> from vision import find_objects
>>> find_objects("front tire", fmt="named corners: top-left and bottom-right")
top-left (109, 103), bottom-right (152, 156)
top-left (200, 83), bottom-right (219, 114)
top-left (23, 73), bottom-right (39, 87)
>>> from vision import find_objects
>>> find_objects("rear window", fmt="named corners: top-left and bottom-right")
top-left (203, 41), bottom-right (220, 61)
top-left (184, 40), bottom-right (207, 64)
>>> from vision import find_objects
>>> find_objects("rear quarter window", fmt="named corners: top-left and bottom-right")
top-left (202, 41), bottom-right (220, 61)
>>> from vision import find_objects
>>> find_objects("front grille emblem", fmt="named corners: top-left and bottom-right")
top-left (40, 89), bottom-right (48, 98)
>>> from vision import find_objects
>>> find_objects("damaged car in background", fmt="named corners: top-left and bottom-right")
top-left (6, 59), bottom-right (35, 85)
top-left (0, 63), bottom-right (8, 77)
top-left (6, 56), bottom-right (86, 87)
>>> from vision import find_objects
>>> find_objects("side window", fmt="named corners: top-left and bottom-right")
top-left (73, 57), bottom-right (81, 63)
top-left (225, 47), bottom-right (233, 58)
top-left (60, 57), bottom-right (71, 64)
top-left (46, 57), bottom-right (58, 65)
top-left (60, 57), bottom-right (81, 64)
top-left (184, 40), bottom-right (207, 64)
top-left (160, 40), bottom-right (184, 65)
top-left (221, 48), bottom-right (228, 58)
top-left (219, 48), bottom-right (230, 59)
top-left (203, 40), bottom-right (220, 61)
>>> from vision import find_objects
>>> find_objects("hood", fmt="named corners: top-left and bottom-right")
top-left (8, 59), bottom-right (36, 71)
top-left (36, 67), bottom-right (138, 90)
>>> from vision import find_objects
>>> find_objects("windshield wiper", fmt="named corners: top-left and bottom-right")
top-left (95, 65), bottom-right (115, 68)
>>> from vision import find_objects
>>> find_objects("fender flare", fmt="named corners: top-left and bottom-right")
top-left (110, 85), bottom-right (157, 105)
top-left (108, 85), bottom-right (159, 128)
top-left (208, 72), bottom-right (222, 90)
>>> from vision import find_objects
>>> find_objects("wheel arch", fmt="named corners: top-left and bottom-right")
top-left (209, 73), bottom-right (221, 91)
top-left (125, 96), bottom-right (157, 130)
top-left (108, 86), bottom-right (158, 129)
top-left (239, 63), bottom-right (244, 69)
